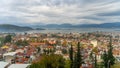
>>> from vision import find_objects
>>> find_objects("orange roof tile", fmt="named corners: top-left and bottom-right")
top-left (30, 43), bottom-right (45, 46)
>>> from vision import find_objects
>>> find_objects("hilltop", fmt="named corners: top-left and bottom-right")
top-left (0, 24), bottom-right (33, 32)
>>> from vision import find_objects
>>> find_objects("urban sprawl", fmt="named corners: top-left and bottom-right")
top-left (0, 32), bottom-right (119, 68)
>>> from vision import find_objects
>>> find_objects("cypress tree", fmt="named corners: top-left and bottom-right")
top-left (107, 36), bottom-right (115, 67)
top-left (73, 53), bottom-right (78, 68)
top-left (69, 45), bottom-right (73, 68)
top-left (76, 42), bottom-right (82, 68)
top-left (102, 36), bottom-right (115, 68)
top-left (102, 51), bottom-right (108, 68)
top-left (94, 54), bottom-right (97, 68)
top-left (73, 42), bottom-right (82, 68)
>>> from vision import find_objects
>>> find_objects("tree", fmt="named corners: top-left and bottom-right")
top-left (102, 51), bottom-right (108, 68)
top-left (92, 47), bottom-right (98, 68)
top-left (29, 54), bottom-right (65, 68)
top-left (4, 35), bottom-right (12, 43)
top-left (62, 48), bottom-right (68, 54)
top-left (73, 42), bottom-right (82, 68)
top-left (73, 53), bottom-right (78, 68)
top-left (107, 36), bottom-right (115, 67)
top-left (94, 53), bottom-right (97, 68)
top-left (69, 45), bottom-right (73, 68)
top-left (0, 37), bottom-right (4, 46)
top-left (62, 40), bottom-right (67, 46)
top-left (65, 60), bottom-right (71, 68)
top-left (76, 42), bottom-right (82, 68)
top-left (102, 36), bottom-right (115, 68)
top-left (15, 40), bottom-right (29, 46)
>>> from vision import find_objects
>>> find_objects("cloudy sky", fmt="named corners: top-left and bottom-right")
top-left (0, 0), bottom-right (120, 25)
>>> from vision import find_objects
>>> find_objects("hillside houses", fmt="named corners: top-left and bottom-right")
top-left (0, 32), bottom-right (120, 68)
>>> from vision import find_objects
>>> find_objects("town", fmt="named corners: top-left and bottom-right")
top-left (0, 32), bottom-right (120, 68)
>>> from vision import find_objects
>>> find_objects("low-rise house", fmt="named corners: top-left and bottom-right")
top-left (3, 52), bottom-right (17, 63)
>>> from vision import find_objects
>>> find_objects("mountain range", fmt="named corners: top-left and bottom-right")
top-left (0, 22), bottom-right (120, 32)
top-left (0, 24), bottom-right (33, 32)
top-left (38, 22), bottom-right (120, 28)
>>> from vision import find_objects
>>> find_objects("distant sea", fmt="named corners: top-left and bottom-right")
top-left (26, 28), bottom-right (120, 33)
top-left (0, 28), bottom-right (120, 33)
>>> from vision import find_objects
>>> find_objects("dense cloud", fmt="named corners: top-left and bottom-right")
top-left (0, 0), bottom-right (120, 24)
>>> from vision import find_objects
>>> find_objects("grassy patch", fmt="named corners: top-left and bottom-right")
top-left (111, 62), bottom-right (120, 68)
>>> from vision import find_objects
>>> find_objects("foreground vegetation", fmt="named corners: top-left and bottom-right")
top-left (29, 54), bottom-right (65, 68)
top-left (111, 62), bottom-right (120, 68)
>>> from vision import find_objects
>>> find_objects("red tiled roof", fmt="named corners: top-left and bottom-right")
top-left (16, 52), bottom-right (24, 56)
top-left (30, 43), bottom-right (45, 46)
top-left (47, 46), bottom-right (54, 48)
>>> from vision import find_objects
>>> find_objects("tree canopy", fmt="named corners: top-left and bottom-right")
top-left (15, 40), bottom-right (29, 46)
top-left (102, 36), bottom-right (115, 68)
top-left (4, 35), bottom-right (12, 43)
top-left (29, 54), bottom-right (65, 68)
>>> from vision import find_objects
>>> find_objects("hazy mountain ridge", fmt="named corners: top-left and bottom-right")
top-left (0, 22), bottom-right (120, 32)
top-left (39, 22), bottom-right (120, 28)
top-left (79, 22), bottom-right (120, 28)
top-left (0, 24), bottom-right (33, 32)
